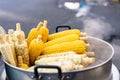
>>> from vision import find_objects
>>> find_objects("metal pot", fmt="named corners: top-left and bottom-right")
top-left (3, 36), bottom-right (114, 80)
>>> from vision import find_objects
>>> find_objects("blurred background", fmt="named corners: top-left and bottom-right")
top-left (0, 0), bottom-right (120, 78)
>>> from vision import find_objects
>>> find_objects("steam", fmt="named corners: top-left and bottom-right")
top-left (82, 16), bottom-right (113, 39)
top-left (81, 15), bottom-right (120, 69)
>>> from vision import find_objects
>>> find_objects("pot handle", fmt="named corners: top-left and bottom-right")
top-left (34, 65), bottom-right (62, 80)
top-left (56, 26), bottom-right (71, 32)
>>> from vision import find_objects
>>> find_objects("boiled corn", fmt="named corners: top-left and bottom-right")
top-left (35, 54), bottom-right (86, 65)
top-left (0, 34), bottom-right (16, 66)
top-left (29, 35), bottom-right (44, 65)
top-left (8, 29), bottom-right (16, 42)
top-left (18, 56), bottom-right (29, 69)
top-left (5, 34), bottom-right (17, 65)
top-left (15, 33), bottom-right (30, 66)
top-left (37, 51), bottom-right (87, 59)
top-left (39, 20), bottom-right (49, 43)
top-left (81, 57), bottom-right (95, 67)
top-left (14, 23), bottom-right (25, 41)
top-left (86, 52), bottom-right (95, 57)
top-left (48, 29), bottom-right (86, 41)
top-left (35, 53), bottom-right (95, 72)
top-left (42, 40), bottom-right (88, 55)
top-left (27, 22), bottom-right (43, 46)
top-left (44, 34), bottom-right (79, 47)
top-left (5, 34), bottom-right (9, 43)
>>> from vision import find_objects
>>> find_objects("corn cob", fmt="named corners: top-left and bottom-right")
top-left (35, 60), bottom-right (75, 72)
top-left (42, 40), bottom-right (89, 55)
top-left (35, 55), bottom-right (95, 71)
top-left (14, 23), bottom-right (25, 41)
top-left (37, 51), bottom-right (86, 59)
top-left (8, 29), bottom-right (16, 42)
top-left (5, 33), bottom-right (17, 64)
top-left (15, 33), bottom-right (30, 66)
top-left (39, 20), bottom-right (49, 43)
top-left (18, 56), bottom-right (29, 69)
top-left (29, 35), bottom-right (44, 65)
top-left (0, 34), bottom-right (16, 66)
top-left (5, 34), bottom-right (9, 43)
top-left (0, 25), bottom-right (6, 36)
top-left (44, 34), bottom-right (79, 47)
top-left (0, 34), bottom-right (9, 61)
top-left (8, 29), bottom-right (18, 65)
top-left (27, 22), bottom-right (43, 46)
top-left (86, 52), bottom-right (95, 57)
top-left (75, 64), bottom-right (84, 70)
top-left (28, 53), bottom-right (95, 72)
top-left (81, 57), bottom-right (95, 67)
top-left (52, 60), bottom-right (75, 71)
top-left (80, 36), bottom-right (88, 41)
top-left (48, 29), bottom-right (87, 41)
top-left (35, 54), bottom-right (86, 65)
top-left (5, 34), bottom-right (18, 66)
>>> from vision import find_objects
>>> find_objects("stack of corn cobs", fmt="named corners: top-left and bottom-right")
top-left (0, 20), bottom-right (95, 72)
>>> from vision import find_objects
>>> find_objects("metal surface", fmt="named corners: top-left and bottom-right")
top-left (56, 26), bottom-right (71, 32)
top-left (0, 0), bottom-right (120, 71)
top-left (34, 65), bottom-right (62, 80)
top-left (3, 37), bottom-right (114, 80)
top-left (112, 64), bottom-right (120, 80)
top-left (1, 64), bottom-right (119, 80)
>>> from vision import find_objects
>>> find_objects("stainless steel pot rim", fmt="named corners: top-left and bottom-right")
top-left (3, 36), bottom-right (114, 73)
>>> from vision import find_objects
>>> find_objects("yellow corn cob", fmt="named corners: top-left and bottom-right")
top-left (48, 29), bottom-right (87, 41)
top-left (18, 56), bottom-right (29, 69)
top-left (42, 40), bottom-right (89, 55)
top-left (44, 34), bottom-right (79, 47)
top-left (29, 35), bottom-right (44, 65)
top-left (39, 20), bottom-right (49, 43)
top-left (27, 22), bottom-right (43, 46)
top-left (14, 23), bottom-right (25, 41)
top-left (15, 33), bottom-right (30, 66)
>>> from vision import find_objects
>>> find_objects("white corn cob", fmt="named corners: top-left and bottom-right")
top-left (14, 23), bottom-right (25, 41)
top-left (35, 54), bottom-right (87, 65)
top-left (8, 29), bottom-right (17, 42)
top-left (5, 34), bottom-right (17, 65)
top-left (15, 33), bottom-right (30, 66)
top-left (37, 51), bottom-right (86, 59)
top-left (0, 34), bottom-right (16, 66)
